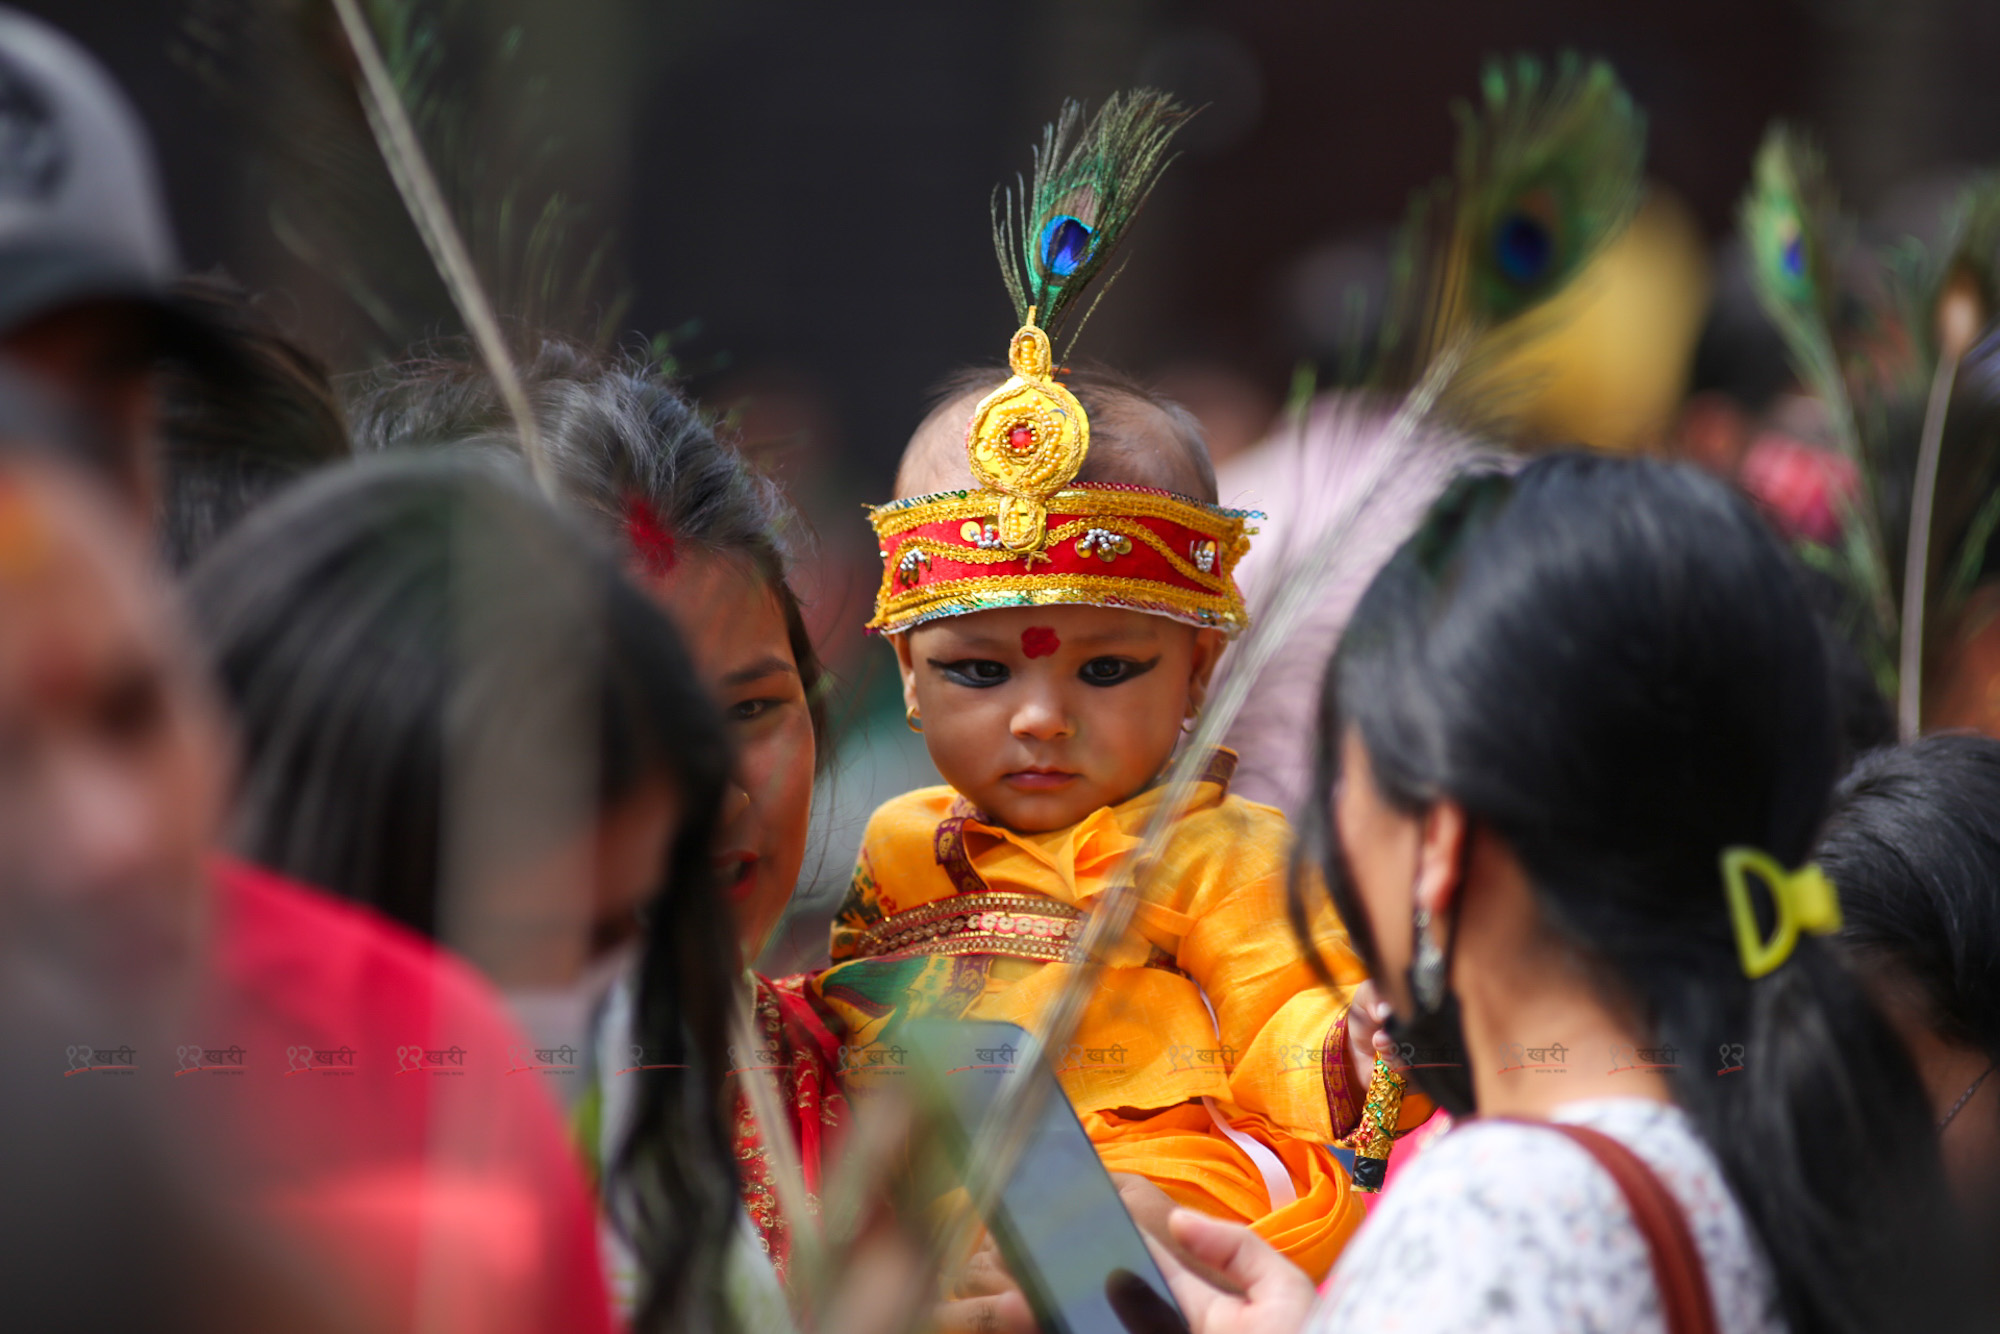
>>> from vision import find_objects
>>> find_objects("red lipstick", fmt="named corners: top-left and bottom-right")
top-left (715, 854), bottom-right (758, 902)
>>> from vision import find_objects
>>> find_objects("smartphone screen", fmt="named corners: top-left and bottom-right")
top-left (904, 1018), bottom-right (1188, 1334)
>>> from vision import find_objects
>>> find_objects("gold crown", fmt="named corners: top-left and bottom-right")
top-left (866, 483), bottom-right (1257, 637)
top-left (963, 311), bottom-right (1089, 554)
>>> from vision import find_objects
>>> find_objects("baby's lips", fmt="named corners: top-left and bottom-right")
top-left (1002, 769), bottom-right (1079, 791)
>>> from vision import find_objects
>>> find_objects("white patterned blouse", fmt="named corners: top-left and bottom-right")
top-left (1311, 1098), bottom-right (1785, 1334)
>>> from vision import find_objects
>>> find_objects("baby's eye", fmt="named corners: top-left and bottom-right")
top-left (1078, 656), bottom-right (1157, 687)
top-left (934, 659), bottom-right (1010, 688)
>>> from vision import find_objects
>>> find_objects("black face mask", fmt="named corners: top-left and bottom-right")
top-left (1327, 816), bottom-right (1480, 1118)
top-left (1387, 916), bottom-right (1477, 1118)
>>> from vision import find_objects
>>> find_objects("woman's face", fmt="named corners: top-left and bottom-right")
top-left (0, 461), bottom-right (229, 1007)
top-left (648, 554), bottom-right (816, 963)
top-left (1869, 966), bottom-right (2000, 1197)
top-left (1333, 727), bottom-right (1423, 1014)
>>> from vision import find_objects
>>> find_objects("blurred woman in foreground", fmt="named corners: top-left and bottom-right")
top-left (0, 437), bottom-right (630, 1332)
top-left (186, 452), bottom-right (742, 1333)
top-left (1144, 456), bottom-right (1965, 1334)
top-left (347, 340), bottom-right (837, 1317)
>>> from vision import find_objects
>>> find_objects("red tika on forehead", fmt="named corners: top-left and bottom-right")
top-left (623, 494), bottom-right (678, 577)
top-left (1021, 626), bottom-right (1060, 658)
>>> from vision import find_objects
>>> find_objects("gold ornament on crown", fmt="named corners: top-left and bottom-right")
top-left (964, 309), bottom-right (1089, 554)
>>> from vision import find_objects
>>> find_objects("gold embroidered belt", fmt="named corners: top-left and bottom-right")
top-left (849, 892), bottom-right (1087, 964)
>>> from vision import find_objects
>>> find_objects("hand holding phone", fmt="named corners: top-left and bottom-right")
top-left (904, 1019), bottom-right (1191, 1334)
top-left (1130, 1209), bottom-right (1318, 1334)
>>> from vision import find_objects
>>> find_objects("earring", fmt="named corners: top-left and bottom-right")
top-left (1181, 703), bottom-right (1202, 736)
top-left (1411, 906), bottom-right (1447, 1013)
top-left (906, 706), bottom-right (924, 734)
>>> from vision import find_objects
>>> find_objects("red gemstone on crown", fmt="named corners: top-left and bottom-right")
top-left (1007, 424), bottom-right (1035, 451)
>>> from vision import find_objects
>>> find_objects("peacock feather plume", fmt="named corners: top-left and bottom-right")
top-left (990, 90), bottom-right (1191, 356)
top-left (1739, 123), bottom-right (1899, 681)
top-left (1886, 174), bottom-right (2000, 732)
top-left (1741, 126), bottom-right (1860, 459)
top-left (176, 0), bottom-right (633, 365)
top-left (1453, 54), bottom-right (1646, 325)
top-left (1368, 53), bottom-right (1645, 431)
top-left (1736, 125), bottom-right (2000, 733)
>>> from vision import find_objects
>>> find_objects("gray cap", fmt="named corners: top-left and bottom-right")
top-left (0, 7), bottom-right (180, 337)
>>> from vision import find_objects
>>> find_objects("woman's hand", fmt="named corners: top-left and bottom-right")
top-left (934, 1289), bottom-right (1037, 1334)
top-left (936, 1231), bottom-right (1038, 1334)
top-left (1110, 1172), bottom-right (1180, 1244)
top-left (1344, 980), bottom-right (1402, 1101)
top-left (1143, 1208), bottom-right (1317, 1334)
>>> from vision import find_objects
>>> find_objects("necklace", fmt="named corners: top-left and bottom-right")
top-left (1937, 1061), bottom-right (1996, 1131)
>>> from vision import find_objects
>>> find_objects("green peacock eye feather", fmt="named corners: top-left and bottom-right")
top-left (990, 90), bottom-right (1191, 355)
top-left (1359, 51), bottom-right (1646, 409)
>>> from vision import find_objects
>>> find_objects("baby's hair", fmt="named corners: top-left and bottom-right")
top-left (900, 363), bottom-right (1217, 503)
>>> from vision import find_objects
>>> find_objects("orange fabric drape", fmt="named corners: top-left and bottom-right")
top-left (813, 753), bottom-right (1384, 1279)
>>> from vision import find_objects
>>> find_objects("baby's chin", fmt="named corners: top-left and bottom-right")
top-left (958, 773), bottom-right (1145, 833)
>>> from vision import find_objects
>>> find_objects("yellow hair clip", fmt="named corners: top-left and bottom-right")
top-left (1721, 847), bottom-right (1843, 979)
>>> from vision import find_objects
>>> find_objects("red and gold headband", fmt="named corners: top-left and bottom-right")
top-left (867, 479), bottom-right (1256, 637)
top-left (868, 92), bottom-right (1254, 635)
top-left (868, 319), bottom-right (1256, 636)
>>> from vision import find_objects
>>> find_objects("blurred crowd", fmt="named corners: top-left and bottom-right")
top-left (7, 8), bottom-right (2000, 1334)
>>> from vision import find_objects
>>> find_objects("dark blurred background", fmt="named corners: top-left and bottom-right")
top-left (36, 0), bottom-right (2000, 483)
top-left (31, 0), bottom-right (2000, 953)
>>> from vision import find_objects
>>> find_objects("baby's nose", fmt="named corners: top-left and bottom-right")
top-left (1009, 692), bottom-right (1074, 741)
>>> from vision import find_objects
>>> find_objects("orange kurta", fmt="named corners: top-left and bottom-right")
top-left (812, 751), bottom-right (1377, 1278)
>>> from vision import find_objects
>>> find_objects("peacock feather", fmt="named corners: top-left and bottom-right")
top-left (1888, 174), bottom-right (2000, 732)
top-left (990, 90), bottom-right (1191, 356)
top-left (1454, 54), bottom-right (1645, 325)
top-left (1739, 123), bottom-right (1907, 702)
top-left (1370, 53), bottom-right (1646, 431)
top-left (1737, 126), bottom-right (2000, 733)
top-left (1741, 126), bottom-right (1860, 459)
top-left (176, 0), bottom-right (631, 362)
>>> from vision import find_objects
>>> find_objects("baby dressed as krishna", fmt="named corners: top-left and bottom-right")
top-left (810, 92), bottom-right (1423, 1280)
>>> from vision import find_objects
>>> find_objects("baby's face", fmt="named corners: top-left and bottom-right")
top-left (894, 604), bottom-right (1224, 833)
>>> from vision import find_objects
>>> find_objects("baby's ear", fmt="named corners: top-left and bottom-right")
top-left (1185, 627), bottom-right (1228, 707)
top-left (890, 632), bottom-right (921, 710)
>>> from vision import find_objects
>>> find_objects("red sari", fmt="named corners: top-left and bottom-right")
top-left (733, 971), bottom-right (850, 1280)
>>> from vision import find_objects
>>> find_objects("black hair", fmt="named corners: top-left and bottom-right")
top-left (184, 451), bottom-right (741, 1333)
top-left (156, 274), bottom-right (351, 570)
top-left (1818, 734), bottom-right (2000, 1066)
top-left (345, 334), bottom-right (829, 761)
top-left (1295, 453), bottom-right (1960, 1334)
top-left (920, 362), bottom-right (1217, 501)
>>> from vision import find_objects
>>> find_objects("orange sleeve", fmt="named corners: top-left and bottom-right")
top-left (1173, 801), bottom-right (1370, 1143)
